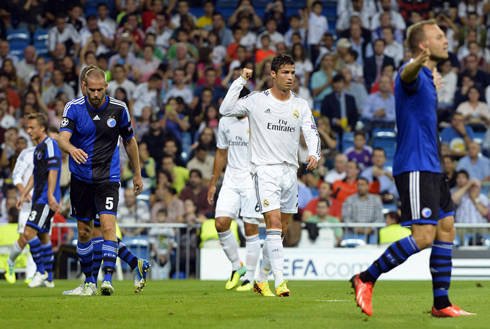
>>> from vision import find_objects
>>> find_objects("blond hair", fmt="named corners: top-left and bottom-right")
top-left (406, 19), bottom-right (438, 54)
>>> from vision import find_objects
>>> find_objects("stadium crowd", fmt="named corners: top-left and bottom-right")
top-left (0, 0), bottom-right (490, 277)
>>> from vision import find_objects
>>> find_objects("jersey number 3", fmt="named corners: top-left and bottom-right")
top-left (106, 197), bottom-right (114, 210)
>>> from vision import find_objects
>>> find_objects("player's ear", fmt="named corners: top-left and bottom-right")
top-left (271, 70), bottom-right (276, 79)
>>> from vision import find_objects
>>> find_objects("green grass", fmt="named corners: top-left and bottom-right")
top-left (0, 280), bottom-right (488, 329)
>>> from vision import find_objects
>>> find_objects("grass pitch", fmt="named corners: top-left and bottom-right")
top-left (0, 280), bottom-right (488, 329)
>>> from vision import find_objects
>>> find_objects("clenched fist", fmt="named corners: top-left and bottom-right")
top-left (241, 68), bottom-right (253, 81)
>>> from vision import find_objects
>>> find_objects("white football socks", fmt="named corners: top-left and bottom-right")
top-left (7, 240), bottom-right (23, 266)
top-left (218, 229), bottom-right (241, 271)
top-left (244, 234), bottom-right (261, 283)
top-left (266, 229), bottom-right (284, 288)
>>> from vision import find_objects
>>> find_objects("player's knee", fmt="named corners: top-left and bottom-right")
top-left (215, 217), bottom-right (231, 232)
top-left (244, 223), bottom-right (259, 236)
top-left (78, 225), bottom-right (92, 242)
top-left (413, 231), bottom-right (435, 249)
top-left (22, 230), bottom-right (35, 242)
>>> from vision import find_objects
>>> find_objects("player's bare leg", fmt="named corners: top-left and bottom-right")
top-left (430, 216), bottom-right (475, 317)
top-left (237, 222), bottom-right (260, 291)
top-left (216, 216), bottom-right (245, 289)
top-left (99, 214), bottom-right (118, 295)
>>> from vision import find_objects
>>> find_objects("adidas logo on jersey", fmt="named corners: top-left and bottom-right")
top-left (93, 115), bottom-right (101, 120)
top-left (264, 108), bottom-right (271, 114)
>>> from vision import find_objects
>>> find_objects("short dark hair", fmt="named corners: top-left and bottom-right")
top-left (373, 147), bottom-right (386, 156)
top-left (317, 198), bottom-right (330, 207)
top-left (406, 19), bottom-right (437, 54)
top-left (190, 169), bottom-right (202, 179)
top-left (456, 169), bottom-right (469, 180)
top-left (271, 54), bottom-right (295, 73)
top-left (347, 48), bottom-right (359, 60)
top-left (354, 131), bottom-right (366, 139)
top-left (386, 211), bottom-right (401, 224)
top-left (332, 73), bottom-right (345, 83)
top-left (149, 73), bottom-right (162, 81)
top-left (357, 177), bottom-right (369, 184)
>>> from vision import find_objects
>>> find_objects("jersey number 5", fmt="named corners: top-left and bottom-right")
top-left (106, 197), bottom-right (114, 210)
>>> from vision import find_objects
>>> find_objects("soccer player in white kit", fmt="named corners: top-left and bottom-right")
top-left (4, 146), bottom-right (37, 284)
top-left (208, 87), bottom-right (263, 292)
top-left (220, 55), bottom-right (321, 296)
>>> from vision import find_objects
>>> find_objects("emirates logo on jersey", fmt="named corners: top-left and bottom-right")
top-left (267, 119), bottom-right (295, 133)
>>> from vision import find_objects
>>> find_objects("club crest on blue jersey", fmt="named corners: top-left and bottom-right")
top-left (421, 207), bottom-right (432, 218)
top-left (107, 117), bottom-right (116, 128)
top-left (36, 151), bottom-right (42, 160)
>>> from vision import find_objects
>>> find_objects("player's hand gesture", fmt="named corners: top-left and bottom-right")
top-left (133, 175), bottom-right (143, 196)
top-left (306, 155), bottom-right (318, 171)
top-left (48, 195), bottom-right (61, 213)
top-left (414, 46), bottom-right (430, 67)
top-left (70, 148), bottom-right (88, 165)
top-left (16, 195), bottom-right (24, 210)
top-left (241, 68), bottom-right (253, 81)
top-left (432, 67), bottom-right (443, 90)
top-left (207, 184), bottom-right (216, 205)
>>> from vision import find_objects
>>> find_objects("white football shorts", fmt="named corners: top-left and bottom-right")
top-left (215, 184), bottom-right (262, 224)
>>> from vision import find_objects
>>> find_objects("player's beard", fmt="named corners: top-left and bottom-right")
top-left (89, 96), bottom-right (103, 107)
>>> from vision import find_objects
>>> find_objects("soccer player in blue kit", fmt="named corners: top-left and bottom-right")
top-left (16, 113), bottom-right (61, 288)
top-left (351, 20), bottom-right (475, 317)
top-left (58, 66), bottom-right (143, 296)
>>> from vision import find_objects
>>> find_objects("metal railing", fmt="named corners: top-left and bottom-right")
top-left (50, 222), bottom-right (490, 279)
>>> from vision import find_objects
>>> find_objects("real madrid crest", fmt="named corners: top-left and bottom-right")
top-left (263, 199), bottom-right (269, 207)
top-left (293, 109), bottom-right (299, 119)
top-left (107, 116), bottom-right (116, 128)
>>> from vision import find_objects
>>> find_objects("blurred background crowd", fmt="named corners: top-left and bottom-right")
top-left (0, 0), bottom-right (489, 277)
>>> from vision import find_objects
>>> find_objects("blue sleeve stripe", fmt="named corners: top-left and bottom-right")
top-left (60, 128), bottom-right (73, 134)
top-left (123, 133), bottom-right (134, 141)
top-left (47, 167), bottom-right (61, 171)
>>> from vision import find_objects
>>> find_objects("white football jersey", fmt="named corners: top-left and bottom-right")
top-left (217, 116), bottom-right (253, 189)
top-left (220, 76), bottom-right (321, 169)
top-left (12, 146), bottom-right (35, 212)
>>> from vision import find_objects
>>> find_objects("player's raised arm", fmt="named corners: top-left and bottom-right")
top-left (400, 47), bottom-right (430, 84)
top-left (219, 68), bottom-right (253, 117)
top-left (301, 109), bottom-right (321, 171)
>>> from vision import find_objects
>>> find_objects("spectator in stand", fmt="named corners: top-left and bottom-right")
top-left (292, 79), bottom-right (314, 110)
top-left (291, 43), bottom-right (313, 87)
top-left (164, 67), bottom-right (193, 105)
top-left (264, 0), bottom-right (288, 34)
top-left (304, 198), bottom-right (342, 246)
top-left (0, 97), bottom-right (15, 129)
top-left (321, 74), bottom-right (358, 137)
top-left (336, 0), bottom-right (370, 35)
top-left (142, 114), bottom-right (178, 166)
top-left (255, 35), bottom-right (276, 64)
top-left (235, 15), bottom-right (257, 52)
top-left (454, 74), bottom-right (476, 109)
top-left (437, 59), bottom-right (458, 113)
top-left (135, 44), bottom-right (161, 79)
top-left (66, 4), bottom-right (86, 32)
top-left (16, 46), bottom-right (37, 86)
top-left (146, 11), bottom-right (173, 56)
top-left (131, 73), bottom-right (162, 119)
top-left (190, 68), bottom-right (225, 110)
top-left (227, 0), bottom-right (262, 31)
top-left (348, 22), bottom-right (373, 67)
top-left (161, 153), bottom-right (189, 195)
top-left (344, 49), bottom-right (363, 84)
top-left (141, 0), bottom-right (164, 31)
top-left (302, 181), bottom-right (332, 221)
top-left (342, 67), bottom-right (368, 114)
top-left (193, 127), bottom-right (217, 156)
top-left (107, 64), bottom-right (136, 99)
top-left (451, 172), bottom-right (489, 224)
top-left (344, 131), bottom-right (372, 171)
top-left (284, 14), bottom-right (306, 48)
top-left (163, 139), bottom-right (185, 167)
top-left (444, 155), bottom-right (457, 189)
top-left (122, 141), bottom-right (156, 194)
top-left (211, 12), bottom-right (233, 48)
top-left (0, 40), bottom-right (17, 67)
top-left (456, 142), bottom-right (490, 182)
top-left (382, 26), bottom-right (403, 68)
top-left (256, 18), bottom-right (285, 50)
top-left (457, 54), bottom-right (488, 92)
top-left (456, 87), bottom-right (490, 130)
top-left (40, 69), bottom-right (75, 107)
top-left (398, 0), bottom-right (430, 22)
top-left (80, 15), bottom-right (114, 50)
top-left (48, 14), bottom-right (81, 56)
top-left (361, 148), bottom-right (398, 201)
top-left (371, 0), bottom-right (407, 32)
top-left (162, 97), bottom-right (191, 145)
top-left (342, 177), bottom-right (384, 235)
top-left (361, 75), bottom-right (396, 132)
top-left (457, 11), bottom-right (486, 49)
top-left (118, 187), bottom-right (151, 237)
top-left (364, 39), bottom-right (395, 91)
top-left (330, 161), bottom-right (379, 219)
top-left (315, 33), bottom-right (336, 67)
top-left (170, 0), bottom-right (197, 28)
top-left (97, 3), bottom-right (117, 37)
top-left (179, 169), bottom-right (213, 217)
top-left (440, 112), bottom-right (475, 159)
top-left (196, 1), bottom-right (214, 30)
top-left (151, 184), bottom-right (185, 223)
top-left (108, 40), bottom-right (138, 71)
top-left (186, 144), bottom-right (214, 184)
top-left (379, 211), bottom-right (411, 244)
top-left (334, 38), bottom-right (351, 71)
top-left (307, 0), bottom-right (329, 63)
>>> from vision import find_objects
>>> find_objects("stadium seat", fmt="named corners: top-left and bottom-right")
top-left (372, 128), bottom-right (397, 158)
top-left (340, 234), bottom-right (367, 247)
top-left (121, 236), bottom-right (150, 270)
top-left (7, 29), bottom-right (30, 43)
top-left (473, 131), bottom-right (485, 145)
top-left (33, 30), bottom-right (49, 46)
top-left (341, 132), bottom-right (355, 152)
